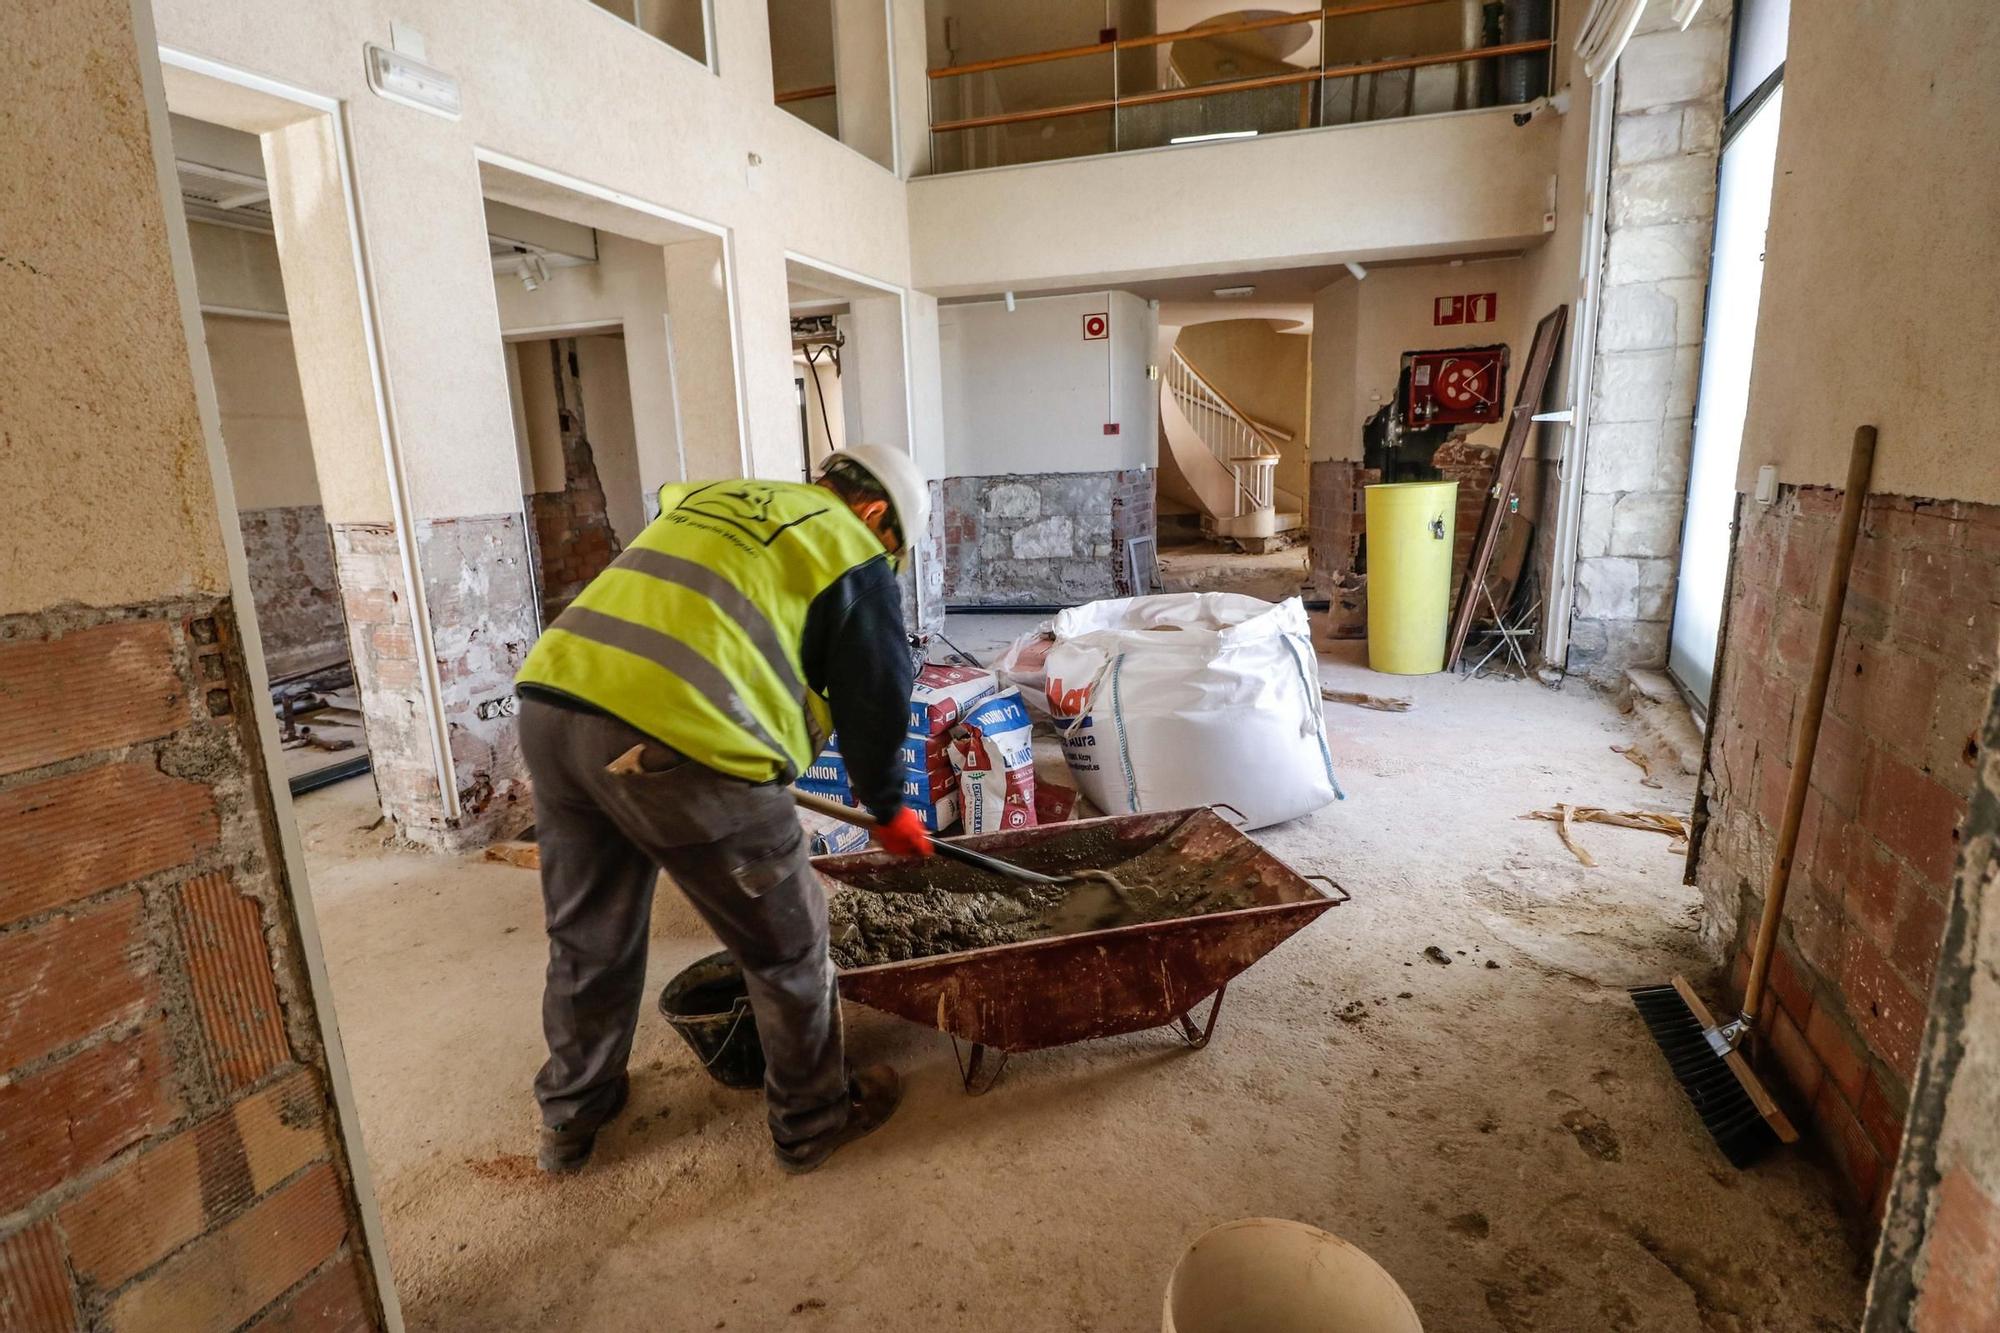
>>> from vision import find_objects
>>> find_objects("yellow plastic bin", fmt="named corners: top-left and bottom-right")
top-left (1364, 481), bottom-right (1458, 675)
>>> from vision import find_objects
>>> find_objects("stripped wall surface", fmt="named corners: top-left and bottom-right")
top-left (942, 469), bottom-right (1155, 606)
top-left (237, 505), bottom-right (344, 678)
top-left (1697, 487), bottom-right (1992, 1219)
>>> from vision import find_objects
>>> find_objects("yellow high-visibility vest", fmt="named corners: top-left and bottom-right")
top-left (517, 480), bottom-right (887, 782)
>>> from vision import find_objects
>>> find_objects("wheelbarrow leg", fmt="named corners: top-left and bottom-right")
top-left (950, 1036), bottom-right (1010, 1095)
top-left (1172, 983), bottom-right (1229, 1050)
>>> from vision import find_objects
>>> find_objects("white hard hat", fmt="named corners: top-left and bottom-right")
top-left (818, 445), bottom-right (932, 547)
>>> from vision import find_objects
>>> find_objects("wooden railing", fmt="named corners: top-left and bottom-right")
top-left (776, 83), bottom-right (836, 105)
top-left (925, 0), bottom-right (1554, 170)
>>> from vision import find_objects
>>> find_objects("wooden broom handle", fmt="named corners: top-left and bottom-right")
top-left (1740, 425), bottom-right (1876, 1024)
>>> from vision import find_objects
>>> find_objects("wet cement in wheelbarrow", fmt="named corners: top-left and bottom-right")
top-left (825, 837), bottom-right (1255, 968)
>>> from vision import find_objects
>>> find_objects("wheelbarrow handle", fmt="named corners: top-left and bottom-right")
top-left (790, 788), bottom-right (1066, 887)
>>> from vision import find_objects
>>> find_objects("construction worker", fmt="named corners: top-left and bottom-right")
top-left (513, 447), bottom-right (934, 1174)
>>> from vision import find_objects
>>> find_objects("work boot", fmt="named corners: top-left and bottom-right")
top-left (537, 1074), bottom-right (630, 1174)
top-left (773, 1065), bottom-right (902, 1175)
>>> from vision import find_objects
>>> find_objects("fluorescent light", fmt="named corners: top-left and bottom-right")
top-left (1004, 291), bottom-right (1016, 312)
top-left (1169, 130), bottom-right (1259, 145)
top-left (364, 43), bottom-right (461, 119)
top-left (1212, 285), bottom-right (1256, 299)
top-left (1344, 261), bottom-right (1369, 280)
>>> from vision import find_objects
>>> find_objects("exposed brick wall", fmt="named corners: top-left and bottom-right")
top-left (1697, 486), bottom-right (1995, 1222)
top-left (0, 600), bottom-right (382, 1330)
top-left (238, 505), bottom-right (345, 679)
top-left (1308, 445), bottom-right (1498, 641)
top-left (1109, 467), bottom-right (1156, 594)
top-left (1862, 641), bottom-right (2000, 1330)
top-left (527, 492), bottom-right (617, 623)
top-left (942, 469), bottom-right (1152, 606)
top-left (526, 338), bottom-right (622, 624)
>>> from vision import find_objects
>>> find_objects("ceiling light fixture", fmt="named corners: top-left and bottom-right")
top-left (1212, 285), bottom-right (1256, 299)
top-left (1168, 129), bottom-right (1258, 145)
top-left (1344, 261), bottom-right (1369, 281)
top-left (1004, 291), bottom-right (1016, 312)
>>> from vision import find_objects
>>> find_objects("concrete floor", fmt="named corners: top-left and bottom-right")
top-left (1156, 540), bottom-right (1310, 602)
top-left (299, 622), bottom-right (1866, 1331)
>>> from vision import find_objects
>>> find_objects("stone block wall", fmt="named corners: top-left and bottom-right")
top-left (942, 469), bottom-right (1154, 606)
top-left (1567, 4), bottom-right (1729, 680)
top-left (0, 601), bottom-right (382, 1330)
top-left (237, 505), bottom-right (345, 679)
top-left (1696, 486), bottom-right (1995, 1220)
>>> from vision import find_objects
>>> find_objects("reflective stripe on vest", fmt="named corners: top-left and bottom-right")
top-left (516, 480), bottom-right (884, 782)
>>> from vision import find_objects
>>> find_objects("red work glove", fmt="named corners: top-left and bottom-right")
top-left (874, 807), bottom-right (934, 858)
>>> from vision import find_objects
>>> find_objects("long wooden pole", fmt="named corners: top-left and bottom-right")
top-left (1739, 426), bottom-right (1877, 1026)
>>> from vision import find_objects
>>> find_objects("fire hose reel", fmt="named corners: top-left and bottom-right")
top-left (1408, 347), bottom-right (1507, 426)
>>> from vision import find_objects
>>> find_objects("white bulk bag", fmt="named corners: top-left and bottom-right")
top-left (1042, 593), bottom-right (1341, 829)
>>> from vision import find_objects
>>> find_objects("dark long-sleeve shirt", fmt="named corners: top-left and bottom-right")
top-left (799, 555), bottom-right (912, 822)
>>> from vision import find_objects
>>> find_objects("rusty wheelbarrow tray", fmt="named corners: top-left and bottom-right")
top-left (815, 806), bottom-right (1347, 1092)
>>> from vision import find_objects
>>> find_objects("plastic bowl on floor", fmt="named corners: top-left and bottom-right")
top-left (1163, 1218), bottom-right (1423, 1333)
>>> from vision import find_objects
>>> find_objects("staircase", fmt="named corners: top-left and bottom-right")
top-left (1162, 349), bottom-right (1300, 544)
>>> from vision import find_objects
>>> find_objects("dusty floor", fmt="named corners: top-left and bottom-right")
top-left (299, 620), bottom-right (1866, 1332)
top-left (1156, 539), bottom-right (1310, 602)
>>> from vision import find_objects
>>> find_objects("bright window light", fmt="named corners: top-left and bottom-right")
top-left (1168, 130), bottom-right (1259, 145)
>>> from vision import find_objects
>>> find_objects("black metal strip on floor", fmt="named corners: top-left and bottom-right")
top-left (290, 754), bottom-right (372, 797)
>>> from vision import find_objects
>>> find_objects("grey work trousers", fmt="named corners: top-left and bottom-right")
top-left (518, 698), bottom-right (850, 1148)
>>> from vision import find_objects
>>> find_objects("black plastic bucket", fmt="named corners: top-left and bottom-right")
top-left (658, 951), bottom-right (765, 1090)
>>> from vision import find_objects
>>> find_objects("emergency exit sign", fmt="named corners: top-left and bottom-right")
top-left (1434, 293), bottom-right (1498, 325)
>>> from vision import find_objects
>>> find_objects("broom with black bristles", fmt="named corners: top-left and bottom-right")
top-left (1632, 424), bottom-right (1877, 1168)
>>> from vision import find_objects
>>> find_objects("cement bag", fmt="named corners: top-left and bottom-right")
top-left (994, 624), bottom-right (1057, 719)
top-left (948, 689), bottom-right (1038, 834)
top-left (1043, 593), bottom-right (1339, 829)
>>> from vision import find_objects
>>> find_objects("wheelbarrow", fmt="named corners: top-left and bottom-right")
top-left (817, 806), bottom-right (1347, 1092)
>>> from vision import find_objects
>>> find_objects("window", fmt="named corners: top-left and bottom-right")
top-left (588, 0), bottom-right (712, 69)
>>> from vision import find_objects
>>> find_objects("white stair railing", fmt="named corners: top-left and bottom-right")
top-left (1166, 348), bottom-right (1283, 518)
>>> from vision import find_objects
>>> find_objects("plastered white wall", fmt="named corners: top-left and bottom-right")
top-left (574, 334), bottom-right (647, 543)
top-left (1737, 0), bottom-right (2000, 501)
top-left (493, 232), bottom-right (683, 501)
top-left (202, 314), bottom-right (322, 511)
top-left (908, 108), bottom-right (1559, 297)
top-left (939, 291), bottom-right (1155, 477)
top-left (260, 115), bottom-right (395, 526)
top-left (148, 0), bottom-right (916, 517)
top-left (1308, 255), bottom-right (1529, 461)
